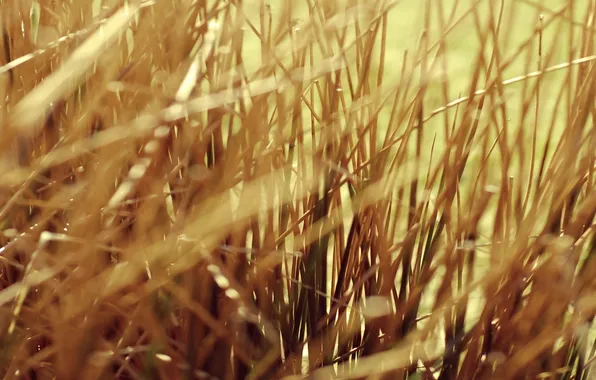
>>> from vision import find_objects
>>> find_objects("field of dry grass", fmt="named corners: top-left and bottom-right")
top-left (0, 0), bottom-right (596, 379)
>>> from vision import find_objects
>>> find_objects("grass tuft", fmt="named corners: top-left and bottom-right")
top-left (0, 0), bottom-right (595, 379)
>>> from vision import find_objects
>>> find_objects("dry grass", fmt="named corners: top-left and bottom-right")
top-left (0, 0), bottom-right (595, 379)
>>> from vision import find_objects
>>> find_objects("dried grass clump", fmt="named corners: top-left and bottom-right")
top-left (1, 0), bottom-right (596, 379)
